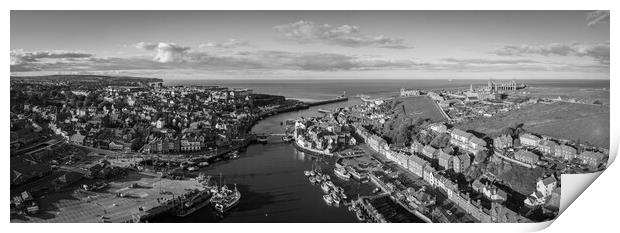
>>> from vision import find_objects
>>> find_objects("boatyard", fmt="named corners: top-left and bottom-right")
top-left (11, 171), bottom-right (206, 223)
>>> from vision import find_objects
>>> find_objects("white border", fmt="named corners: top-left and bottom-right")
top-left (4, 1), bottom-right (617, 233)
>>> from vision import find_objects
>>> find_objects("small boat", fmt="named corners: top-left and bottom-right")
top-left (187, 166), bottom-right (199, 172)
top-left (356, 210), bottom-right (366, 221)
top-left (309, 176), bottom-right (317, 183)
top-left (198, 162), bottom-right (210, 167)
top-left (323, 194), bottom-right (333, 205)
top-left (309, 170), bottom-right (316, 176)
top-left (340, 192), bottom-right (348, 200)
top-left (229, 151), bottom-right (240, 159)
top-left (315, 176), bottom-right (323, 183)
top-left (257, 135), bottom-right (268, 143)
top-left (372, 187), bottom-right (381, 193)
top-left (282, 135), bottom-right (294, 142)
top-left (322, 174), bottom-right (330, 181)
top-left (321, 182), bottom-right (331, 193)
top-left (334, 167), bottom-right (351, 180)
top-left (325, 180), bottom-right (335, 188)
top-left (330, 192), bottom-right (341, 204)
top-left (304, 171), bottom-right (312, 176)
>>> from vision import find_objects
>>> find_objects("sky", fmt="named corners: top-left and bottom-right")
top-left (10, 10), bottom-right (610, 80)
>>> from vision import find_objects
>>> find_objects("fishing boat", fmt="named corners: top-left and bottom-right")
top-left (304, 170), bottom-right (312, 176)
top-left (309, 176), bottom-right (317, 183)
top-left (174, 189), bottom-right (212, 217)
top-left (212, 184), bottom-right (241, 213)
top-left (325, 180), bottom-right (335, 188)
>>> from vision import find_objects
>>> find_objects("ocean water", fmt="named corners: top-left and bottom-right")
top-left (165, 79), bottom-right (609, 101)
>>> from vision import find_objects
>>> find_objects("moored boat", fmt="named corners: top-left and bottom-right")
top-left (174, 189), bottom-right (212, 217)
top-left (321, 182), bottom-right (331, 193)
top-left (334, 167), bottom-right (351, 180)
top-left (230, 151), bottom-right (240, 159)
top-left (256, 135), bottom-right (268, 143)
top-left (323, 194), bottom-right (333, 205)
top-left (211, 184), bottom-right (241, 213)
top-left (282, 135), bottom-right (294, 142)
top-left (356, 210), bottom-right (366, 222)
top-left (330, 192), bottom-right (341, 204)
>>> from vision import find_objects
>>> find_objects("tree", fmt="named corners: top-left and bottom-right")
top-left (131, 138), bottom-right (144, 151)
top-left (430, 133), bottom-right (450, 148)
top-left (474, 150), bottom-right (489, 164)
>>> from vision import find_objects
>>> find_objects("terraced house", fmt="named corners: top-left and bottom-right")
top-left (449, 128), bottom-right (487, 154)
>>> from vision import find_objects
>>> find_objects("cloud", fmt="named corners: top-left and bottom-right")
top-left (135, 42), bottom-right (190, 63)
top-left (11, 46), bottom-right (424, 73)
top-left (10, 49), bottom-right (93, 65)
top-left (199, 39), bottom-right (250, 49)
top-left (12, 43), bottom-right (609, 74)
top-left (273, 20), bottom-right (412, 49)
top-left (587, 10), bottom-right (610, 27)
top-left (183, 50), bottom-right (424, 71)
top-left (441, 58), bottom-right (539, 65)
top-left (491, 42), bottom-right (610, 64)
top-left (440, 57), bottom-right (608, 73)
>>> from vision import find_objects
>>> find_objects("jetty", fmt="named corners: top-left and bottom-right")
top-left (306, 96), bottom-right (349, 107)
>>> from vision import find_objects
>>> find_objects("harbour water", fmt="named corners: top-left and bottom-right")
top-left (153, 95), bottom-right (373, 222)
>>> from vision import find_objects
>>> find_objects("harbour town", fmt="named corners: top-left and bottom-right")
top-left (10, 75), bottom-right (609, 223)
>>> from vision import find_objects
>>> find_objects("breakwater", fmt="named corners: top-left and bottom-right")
top-left (306, 97), bottom-right (349, 107)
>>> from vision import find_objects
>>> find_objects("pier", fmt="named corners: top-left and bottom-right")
top-left (306, 96), bottom-right (349, 107)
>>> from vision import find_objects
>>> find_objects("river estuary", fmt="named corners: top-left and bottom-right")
top-left (153, 99), bottom-right (383, 222)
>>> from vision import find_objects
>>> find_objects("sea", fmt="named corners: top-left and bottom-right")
top-left (153, 79), bottom-right (608, 223)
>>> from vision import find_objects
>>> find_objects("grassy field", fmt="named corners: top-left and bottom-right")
top-left (457, 102), bottom-right (609, 148)
top-left (376, 96), bottom-right (447, 144)
top-left (520, 87), bottom-right (610, 106)
top-left (390, 96), bottom-right (446, 122)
